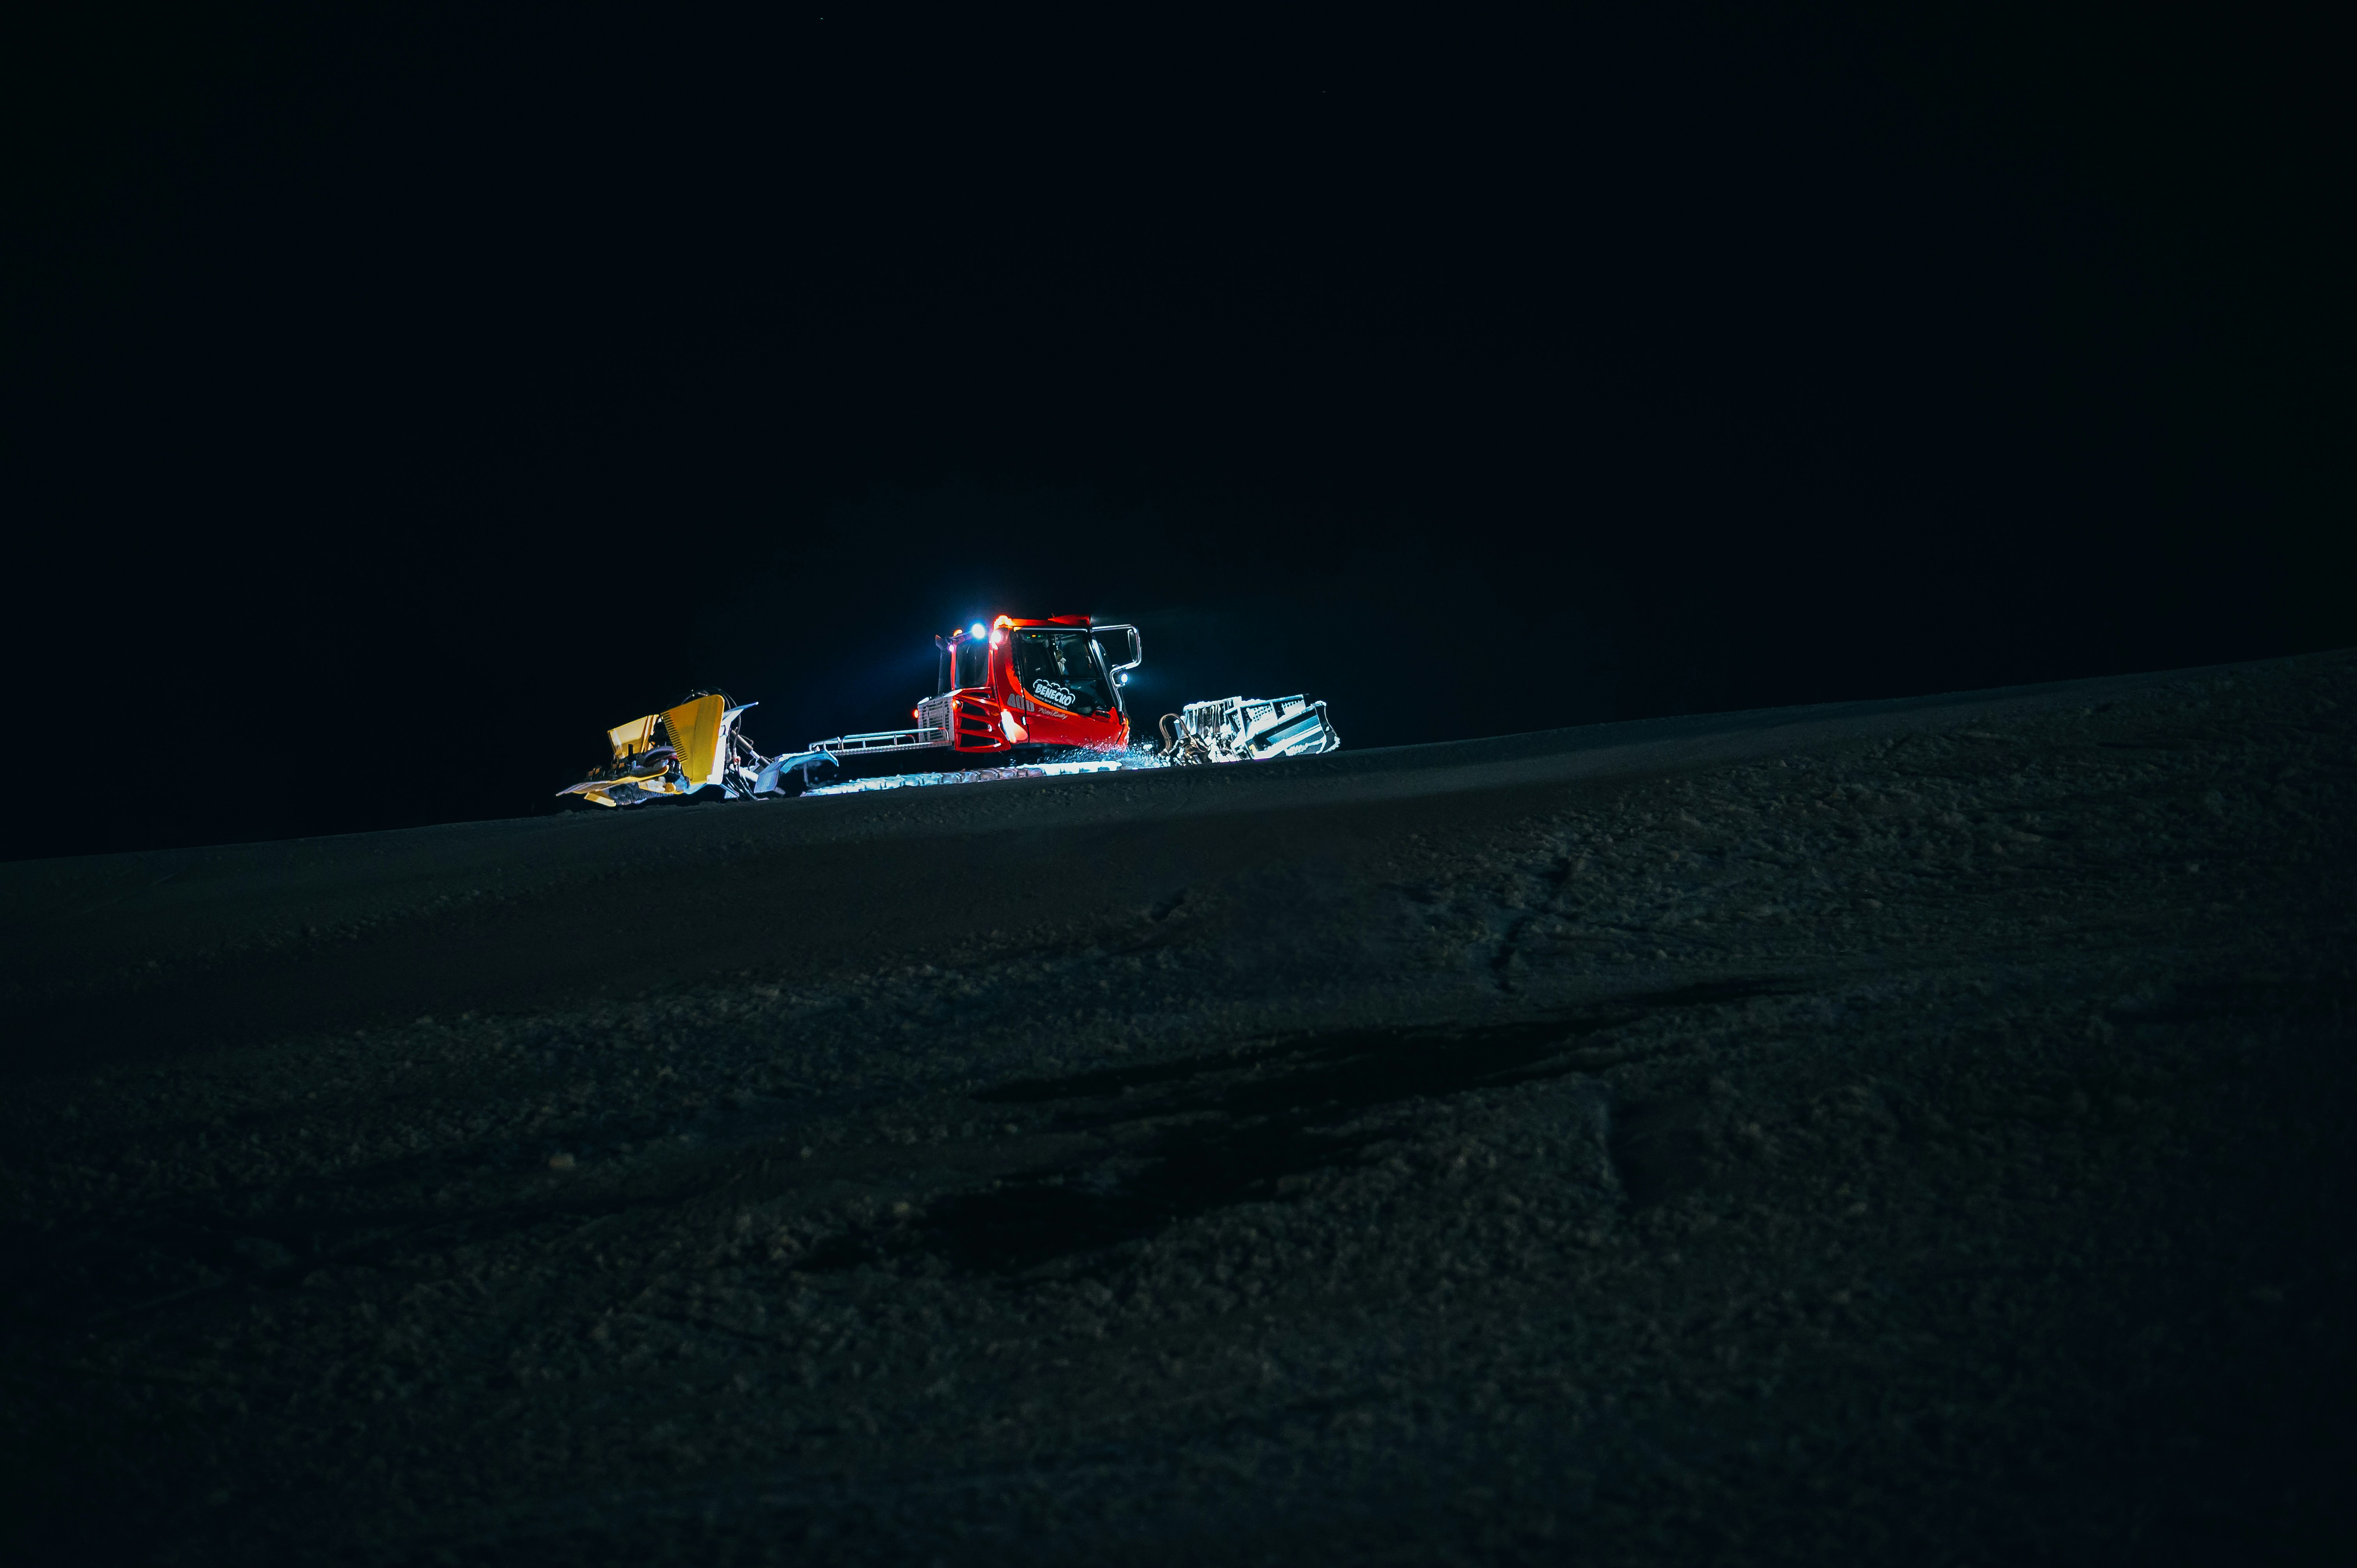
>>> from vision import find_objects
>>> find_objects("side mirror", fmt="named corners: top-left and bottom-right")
top-left (1093, 624), bottom-right (1144, 677)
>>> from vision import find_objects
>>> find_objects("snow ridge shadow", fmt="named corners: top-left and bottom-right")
top-left (804, 977), bottom-right (1795, 1277)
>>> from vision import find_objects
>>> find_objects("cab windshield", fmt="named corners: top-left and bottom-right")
top-left (1011, 629), bottom-right (1114, 714)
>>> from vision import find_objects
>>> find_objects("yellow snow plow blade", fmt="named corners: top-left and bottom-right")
top-left (558, 694), bottom-right (735, 808)
top-left (662, 694), bottom-right (726, 787)
top-left (559, 690), bottom-right (835, 808)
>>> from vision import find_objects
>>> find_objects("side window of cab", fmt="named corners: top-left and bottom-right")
top-left (954, 637), bottom-right (989, 690)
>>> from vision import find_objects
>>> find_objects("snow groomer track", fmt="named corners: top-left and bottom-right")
top-left (4, 653), bottom-right (2353, 1566)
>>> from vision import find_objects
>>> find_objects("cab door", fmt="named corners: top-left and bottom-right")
top-left (943, 630), bottom-right (1010, 752)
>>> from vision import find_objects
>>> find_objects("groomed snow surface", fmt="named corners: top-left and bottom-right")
top-left (2, 653), bottom-right (2352, 1565)
top-left (804, 752), bottom-right (1167, 796)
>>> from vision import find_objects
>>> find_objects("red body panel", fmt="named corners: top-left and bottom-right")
top-left (938, 615), bottom-right (1130, 755)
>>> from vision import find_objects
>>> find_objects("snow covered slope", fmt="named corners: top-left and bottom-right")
top-left (4, 652), bottom-right (2352, 1564)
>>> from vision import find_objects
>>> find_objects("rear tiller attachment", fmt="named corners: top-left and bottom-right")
top-left (1157, 695), bottom-right (1340, 765)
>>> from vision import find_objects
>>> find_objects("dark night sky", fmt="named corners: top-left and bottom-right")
top-left (4, 7), bottom-right (2345, 862)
